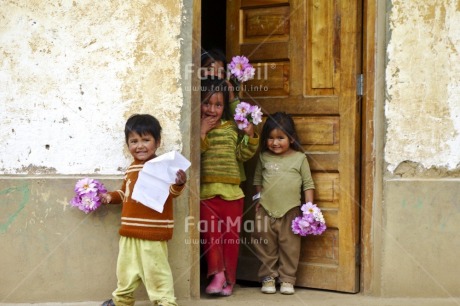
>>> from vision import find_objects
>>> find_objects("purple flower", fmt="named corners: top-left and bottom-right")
top-left (309, 220), bottom-right (327, 235)
top-left (291, 216), bottom-right (305, 235)
top-left (292, 203), bottom-right (327, 236)
top-left (70, 195), bottom-right (82, 208)
top-left (301, 202), bottom-right (320, 215)
top-left (250, 106), bottom-right (263, 125)
top-left (75, 177), bottom-right (98, 195)
top-left (236, 117), bottom-right (250, 130)
top-left (233, 101), bottom-right (263, 130)
top-left (94, 180), bottom-right (107, 194)
top-left (235, 101), bottom-right (252, 118)
top-left (79, 192), bottom-right (101, 214)
top-left (228, 56), bottom-right (255, 83)
top-left (304, 213), bottom-right (315, 223)
top-left (70, 178), bottom-right (106, 213)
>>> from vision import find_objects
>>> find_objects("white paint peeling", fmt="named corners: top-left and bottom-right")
top-left (0, 1), bottom-right (184, 174)
top-left (446, 6), bottom-right (460, 169)
top-left (385, 0), bottom-right (460, 172)
top-left (126, 2), bottom-right (184, 157)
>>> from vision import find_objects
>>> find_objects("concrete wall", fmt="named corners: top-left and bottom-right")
top-left (381, 0), bottom-right (460, 297)
top-left (1, 178), bottom-right (124, 302)
top-left (381, 180), bottom-right (460, 297)
top-left (0, 0), bottom-right (196, 303)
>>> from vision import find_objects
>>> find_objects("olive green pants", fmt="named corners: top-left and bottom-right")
top-left (112, 236), bottom-right (177, 306)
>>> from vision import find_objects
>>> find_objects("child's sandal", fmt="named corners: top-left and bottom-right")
top-left (101, 299), bottom-right (115, 306)
top-left (220, 283), bottom-right (234, 296)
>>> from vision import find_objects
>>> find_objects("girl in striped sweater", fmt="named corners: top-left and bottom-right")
top-left (200, 77), bottom-right (259, 296)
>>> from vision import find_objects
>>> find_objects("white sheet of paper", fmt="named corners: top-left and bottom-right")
top-left (132, 151), bottom-right (191, 213)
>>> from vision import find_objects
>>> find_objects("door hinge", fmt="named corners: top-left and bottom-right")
top-left (357, 74), bottom-right (364, 96)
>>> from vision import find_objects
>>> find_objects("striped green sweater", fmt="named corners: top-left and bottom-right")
top-left (201, 120), bottom-right (259, 185)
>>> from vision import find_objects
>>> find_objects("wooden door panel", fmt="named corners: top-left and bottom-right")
top-left (260, 97), bottom-right (339, 114)
top-left (245, 62), bottom-right (289, 97)
top-left (297, 229), bottom-right (339, 289)
top-left (307, 0), bottom-right (337, 93)
top-left (307, 153), bottom-right (339, 171)
top-left (242, 0), bottom-right (289, 6)
top-left (313, 173), bottom-right (340, 208)
top-left (300, 230), bottom-right (339, 265)
top-left (228, 0), bottom-right (361, 292)
top-left (240, 43), bottom-right (289, 60)
top-left (296, 116), bottom-right (340, 149)
top-left (242, 6), bottom-right (290, 43)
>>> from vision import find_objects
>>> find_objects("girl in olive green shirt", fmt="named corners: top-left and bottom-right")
top-left (252, 112), bottom-right (315, 295)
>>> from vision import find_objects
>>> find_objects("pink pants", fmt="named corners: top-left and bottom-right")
top-left (200, 196), bottom-right (244, 285)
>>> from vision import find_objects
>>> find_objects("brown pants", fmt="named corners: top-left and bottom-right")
top-left (251, 206), bottom-right (301, 284)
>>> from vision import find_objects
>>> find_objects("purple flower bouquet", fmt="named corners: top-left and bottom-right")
top-left (234, 101), bottom-right (263, 130)
top-left (292, 202), bottom-right (327, 236)
top-left (228, 55), bottom-right (256, 83)
top-left (69, 178), bottom-right (107, 214)
top-left (227, 55), bottom-right (256, 98)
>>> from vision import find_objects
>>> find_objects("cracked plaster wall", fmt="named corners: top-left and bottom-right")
top-left (0, 0), bottom-right (184, 175)
top-left (380, 1), bottom-right (460, 297)
top-left (385, 0), bottom-right (460, 174)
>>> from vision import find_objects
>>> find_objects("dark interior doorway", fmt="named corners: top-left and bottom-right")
top-left (199, 0), bottom-right (227, 293)
top-left (201, 0), bottom-right (226, 52)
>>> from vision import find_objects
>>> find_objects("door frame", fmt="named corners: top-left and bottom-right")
top-left (190, 0), bottom-right (383, 297)
top-left (360, 0), bottom-right (385, 295)
top-left (190, 0), bottom-right (202, 299)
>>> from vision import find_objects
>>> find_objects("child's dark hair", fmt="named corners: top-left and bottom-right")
top-left (200, 76), bottom-right (232, 121)
top-left (124, 114), bottom-right (162, 144)
top-left (260, 112), bottom-right (303, 152)
top-left (201, 48), bottom-right (227, 73)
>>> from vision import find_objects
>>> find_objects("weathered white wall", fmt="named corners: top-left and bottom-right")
top-left (379, 0), bottom-right (460, 298)
top-left (0, 0), bottom-right (196, 303)
top-left (0, 0), bottom-right (184, 174)
top-left (385, 0), bottom-right (460, 173)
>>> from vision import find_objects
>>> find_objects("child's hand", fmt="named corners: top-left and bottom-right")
top-left (242, 122), bottom-right (255, 138)
top-left (175, 169), bottom-right (187, 185)
top-left (100, 193), bottom-right (111, 204)
top-left (201, 115), bottom-right (219, 139)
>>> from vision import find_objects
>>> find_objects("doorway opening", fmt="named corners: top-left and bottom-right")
top-left (196, 0), bottom-right (377, 296)
top-left (199, 0), bottom-right (261, 293)
top-left (201, 0), bottom-right (226, 52)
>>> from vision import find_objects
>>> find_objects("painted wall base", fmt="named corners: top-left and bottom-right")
top-left (381, 179), bottom-right (460, 297)
top-left (0, 178), bottom-right (192, 303)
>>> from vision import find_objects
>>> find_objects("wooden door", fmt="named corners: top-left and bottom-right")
top-left (228, 0), bottom-right (362, 292)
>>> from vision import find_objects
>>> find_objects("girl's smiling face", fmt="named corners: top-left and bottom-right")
top-left (266, 128), bottom-right (293, 156)
top-left (127, 131), bottom-right (160, 161)
top-left (201, 92), bottom-right (225, 121)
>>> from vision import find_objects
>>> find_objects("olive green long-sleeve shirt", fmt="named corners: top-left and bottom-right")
top-left (253, 151), bottom-right (315, 218)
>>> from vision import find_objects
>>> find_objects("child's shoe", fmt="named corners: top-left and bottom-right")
top-left (280, 282), bottom-right (295, 295)
top-left (101, 299), bottom-right (115, 306)
top-left (205, 271), bottom-right (226, 294)
top-left (261, 276), bottom-right (276, 294)
top-left (220, 283), bottom-right (234, 296)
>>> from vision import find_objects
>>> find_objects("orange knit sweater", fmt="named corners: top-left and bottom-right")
top-left (108, 159), bottom-right (185, 241)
